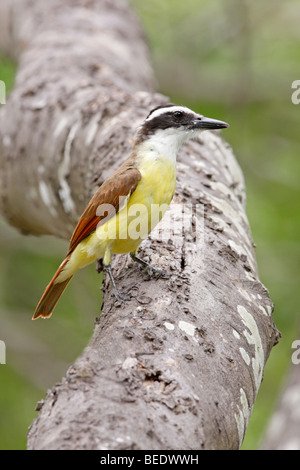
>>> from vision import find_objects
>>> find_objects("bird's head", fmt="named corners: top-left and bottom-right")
top-left (136, 104), bottom-right (229, 153)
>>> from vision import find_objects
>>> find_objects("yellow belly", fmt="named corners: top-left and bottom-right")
top-left (60, 156), bottom-right (176, 280)
top-left (112, 157), bottom-right (176, 254)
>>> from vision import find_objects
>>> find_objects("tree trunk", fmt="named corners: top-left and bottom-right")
top-left (0, 0), bottom-right (280, 450)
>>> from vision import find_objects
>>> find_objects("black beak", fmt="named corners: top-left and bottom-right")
top-left (192, 115), bottom-right (229, 130)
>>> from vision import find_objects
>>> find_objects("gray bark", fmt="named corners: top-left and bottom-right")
top-left (0, 0), bottom-right (279, 450)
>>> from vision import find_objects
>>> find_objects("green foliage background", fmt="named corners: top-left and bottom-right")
top-left (0, 0), bottom-right (299, 450)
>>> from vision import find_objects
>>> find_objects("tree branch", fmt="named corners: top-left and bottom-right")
top-left (0, 0), bottom-right (280, 450)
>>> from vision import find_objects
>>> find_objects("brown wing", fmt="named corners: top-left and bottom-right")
top-left (67, 167), bottom-right (141, 255)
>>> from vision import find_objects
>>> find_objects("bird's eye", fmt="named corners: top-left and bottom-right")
top-left (174, 111), bottom-right (184, 119)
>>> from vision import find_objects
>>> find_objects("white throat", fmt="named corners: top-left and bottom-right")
top-left (137, 128), bottom-right (192, 163)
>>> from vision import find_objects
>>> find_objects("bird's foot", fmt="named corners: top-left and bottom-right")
top-left (130, 252), bottom-right (168, 280)
top-left (103, 263), bottom-right (137, 303)
top-left (145, 264), bottom-right (165, 279)
top-left (112, 284), bottom-right (138, 303)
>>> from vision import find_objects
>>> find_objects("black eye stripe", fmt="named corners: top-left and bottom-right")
top-left (139, 108), bottom-right (195, 142)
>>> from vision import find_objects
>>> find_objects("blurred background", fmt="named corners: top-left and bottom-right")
top-left (0, 0), bottom-right (299, 450)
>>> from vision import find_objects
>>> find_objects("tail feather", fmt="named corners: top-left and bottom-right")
top-left (33, 257), bottom-right (72, 319)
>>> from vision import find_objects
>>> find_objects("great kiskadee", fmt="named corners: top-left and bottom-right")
top-left (33, 104), bottom-right (229, 319)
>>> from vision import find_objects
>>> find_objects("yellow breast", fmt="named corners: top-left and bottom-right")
top-left (111, 155), bottom-right (176, 253)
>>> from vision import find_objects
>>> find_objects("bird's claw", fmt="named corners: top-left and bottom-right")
top-left (146, 265), bottom-right (165, 279)
top-left (112, 284), bottom-right (138, 303)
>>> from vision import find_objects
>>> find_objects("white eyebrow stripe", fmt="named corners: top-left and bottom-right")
top-left (146, 105), bottom-right (193, 121)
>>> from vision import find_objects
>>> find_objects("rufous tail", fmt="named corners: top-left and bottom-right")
top-left (32, 257), bottom-right (72, 319)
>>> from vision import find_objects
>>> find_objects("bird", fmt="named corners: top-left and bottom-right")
top-left (33, 104), bottom-right (229, 319)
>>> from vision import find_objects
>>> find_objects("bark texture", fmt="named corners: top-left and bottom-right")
top-left (0, 0), bottom-right (280, 450)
